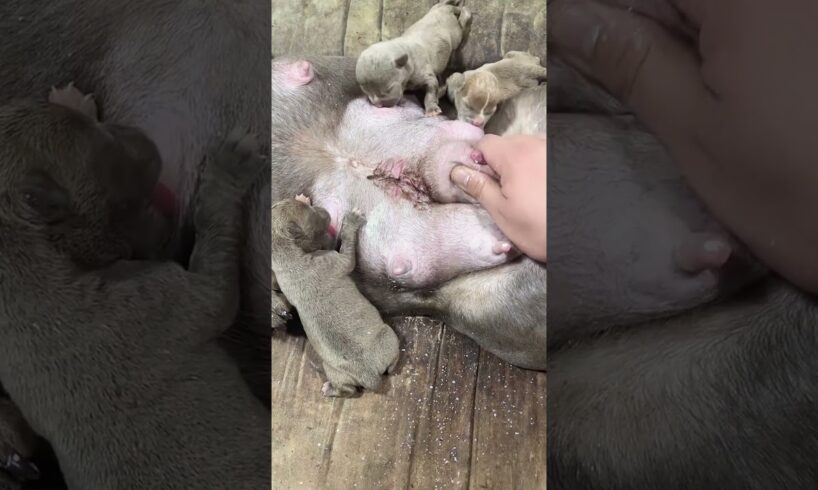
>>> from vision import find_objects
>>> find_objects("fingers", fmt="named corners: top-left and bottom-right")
top-left (473, 135), bottom-right (511, 176)
top-left (669, 0), bottom-right (707, 27)
top-left (450, 165), bottom-right (508, 220)
top-left (475, 133), bottom-right (546, 175)
top-left (549, 0), bottom-right (716, 151)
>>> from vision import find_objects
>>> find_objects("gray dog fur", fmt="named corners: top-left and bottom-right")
top-left (270, 199), bottom-right (400, 397)
top-left (355, 0), bottom-right (472, 115)
top-left (0, 85), bottom-right (269, 488)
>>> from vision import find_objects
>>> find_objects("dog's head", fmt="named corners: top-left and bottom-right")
top-left (0, 85), bottom-right (171, 266)
top-left (356, 44), bottom-right (411, 108)
top-left (447, 71), bottom-right (501, 128)
top-left (271, 197), bottom-right (335, 253)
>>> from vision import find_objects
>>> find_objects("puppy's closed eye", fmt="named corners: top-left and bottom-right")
top-left (285, 221), bottom-right (307, 241)
top-left (20, 170), bottom-right (72, 224)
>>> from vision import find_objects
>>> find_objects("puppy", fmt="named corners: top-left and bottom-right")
top-left (270, 196), bottom-right (400, 397)
top-left (446, 51), bottom-right (547, 127)
top-left (356, 0), bottom-right (472, 116)
top-left (0, 84), bottom-right (270, 489)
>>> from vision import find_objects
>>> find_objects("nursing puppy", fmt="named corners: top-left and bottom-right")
top-left (355, 0), bottom-right (472, 115)
top-left (270, 197), bottom-right (400, 397)
top-left (0, 85), bottom-right (269, 489)
top-left (446, 51), bottom-right (547, 127)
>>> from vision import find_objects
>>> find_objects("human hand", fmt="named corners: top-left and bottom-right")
top-left (450, 134), bottom-right (547, 262)
top-left (550, 0), bottom-right (818, 293)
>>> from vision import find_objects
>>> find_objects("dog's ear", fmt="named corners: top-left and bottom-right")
top-left (394, 53), bottom-right (409, 68)
top-left (446, 72), bottom-right (465, 100)
top-left (20, 170), bottom-right (72, 223)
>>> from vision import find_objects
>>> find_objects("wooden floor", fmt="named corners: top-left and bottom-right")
top-left (271, 1), bottom-right (547, 488)
top-left (272, 0), bottom-right (546, 67)
top-left (271, 319), bottom-right (546, 489)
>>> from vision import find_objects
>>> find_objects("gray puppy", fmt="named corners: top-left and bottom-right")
top-left (270, 197), bottom-right (400, 397)
top-left (355, 0), bottom-right (472, 115)
top-left (446, 51), bottom-right (547, 128)
top-left (0, 85), bottom-right (269, 489)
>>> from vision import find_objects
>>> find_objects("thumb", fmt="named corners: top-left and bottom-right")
top-left (450, 165), bottom-right (507, 213)
top-left (549, 0), bottom-right (715, 149)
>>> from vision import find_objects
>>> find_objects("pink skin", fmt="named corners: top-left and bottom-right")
top-left (313, 168), bottom-right (517, 287)
top-left (357, 200), bottom-right (516, 288)
top-left (373, 140), bottom-right (496, 204)
top-left (282, 60), bottom-right (314, 87)
top-left (272, 59), bottom-right (315, 91)
top-left (674, 234), bottom-right (733, 273)
top-left (307, 95), bottom-right (517, 288)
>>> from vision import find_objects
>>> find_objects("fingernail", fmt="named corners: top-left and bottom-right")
top-left (450, 165), bottom-right (473, 188)
top-left (551, 1), bottom-right (605, 61)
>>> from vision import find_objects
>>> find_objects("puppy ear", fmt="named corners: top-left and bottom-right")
top-left (394, 53), bottom-right (409, 68)
top-left (20, 170), bottom-right (72, 224)
top-left (446, 73), bottom-right (465, 100)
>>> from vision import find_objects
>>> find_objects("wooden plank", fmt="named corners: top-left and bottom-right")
top-left (469, 349), bottom-right (547, 490)
top-left (381, 0), bottom-right (437, 41)
top-left (407, 326), bottom-right (481, 489)
top-left (500, 0), bottom-right (546, 60)
top-left (271, 317), bottom-right (449, 488)
top-left (271, 0), bottom-right (303, 56)
top-left (530, 1), bottom-right (547, 61)
top-left (344, 0), bottom-right (383, 56)
top-left (272, 0), bottom-right (350, 56)
top-left (302, 0), bottom-right (351, 56)
top-left (271, 320), bottom-right (548, 489)
top-left (271, 330), bottom-right (342, 488)
top-left (319, 317), bottom-right (444, 489)
top-left (459, 0), bottom-right (505, 69)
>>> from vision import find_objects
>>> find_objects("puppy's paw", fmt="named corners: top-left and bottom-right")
top-left (48, 82), bottom-right (98, 120)
top-left (424, 104), bottom-right (443, 117)
top-left (213, 128), bottom-right (267, 190)
top-left (343, 208), bottom-right (367, 230)
top-left (272, 292), bottom-right (294, 322)
top-left (0, 451), bottom-right (40, 482)
top-left (321, 381), bottom-right (358, 398)
top-left (295, 194), bottom-right (312, 205)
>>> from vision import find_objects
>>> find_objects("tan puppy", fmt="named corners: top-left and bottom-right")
top-left (355, 0), bottom-right (472, 116)
top-left (446, 51), bottom-right (547, 127)
top-left (270, 197), bottom-right (400, 397)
